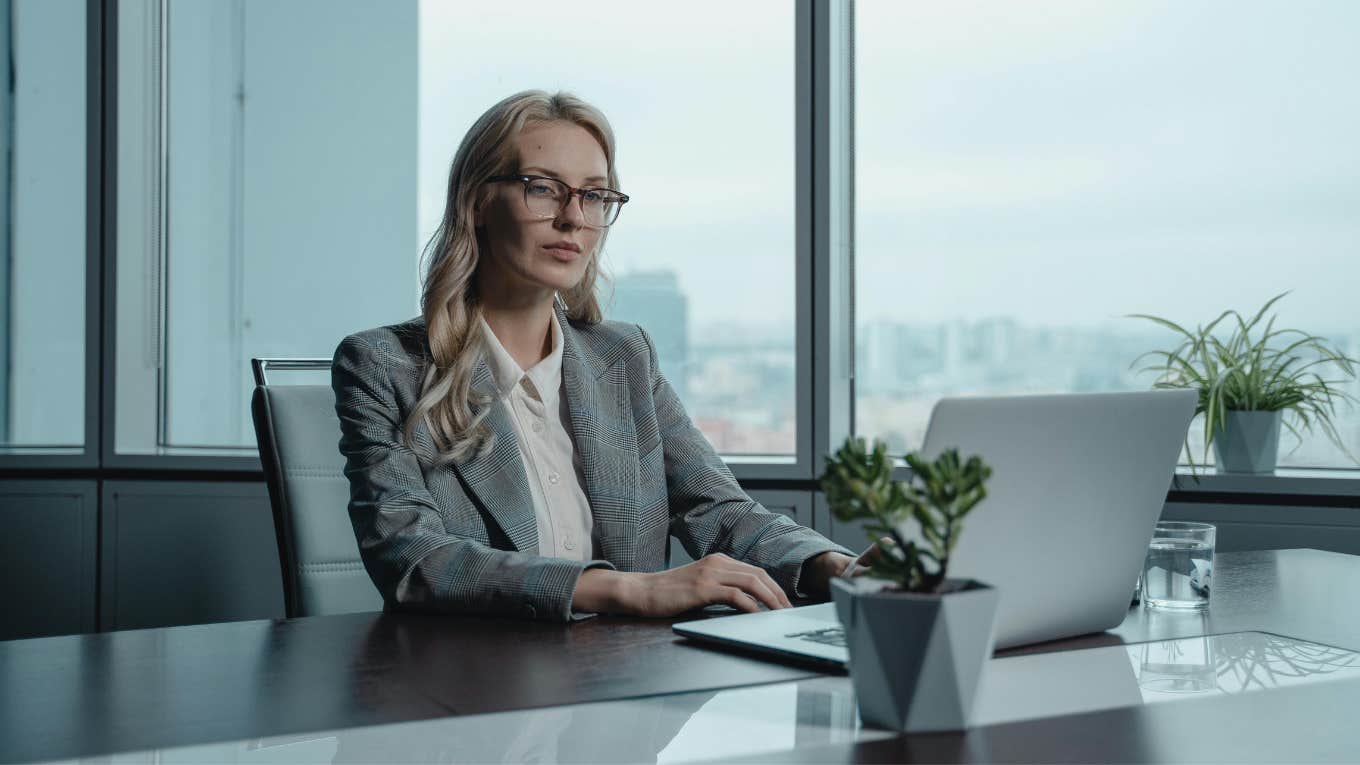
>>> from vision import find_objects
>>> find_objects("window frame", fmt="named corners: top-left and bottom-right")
top-left (0, 0), bottom-right (102, 470)
top-left (93, 0), bottom-right (822, 477)
top-left (3, 0), bottom-right (1353, 503)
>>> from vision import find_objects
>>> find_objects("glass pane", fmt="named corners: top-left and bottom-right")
top-left (419, 0), bottom-right (796, 456)
top-left (1, 0), bottom-right (86, 448)
top-left (117, 0), bottom-right (796, 457)
top-left (117, 0), bottom-right (419, 453)
top-left (855, 1), bottom-right (1360, 469)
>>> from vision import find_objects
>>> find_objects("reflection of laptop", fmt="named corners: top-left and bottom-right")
top-left (673, 390), bottom-right (1198, 668)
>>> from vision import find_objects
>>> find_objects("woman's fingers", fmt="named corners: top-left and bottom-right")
top-left (860, 536), bottom-right (899, 566)
top-left (700, 557), bottom-right (790, 610)
top-left (766, 567), bottom-right (793, 607)
top-left (713, 586), bottom-right (760, 613)
top-left (723, 570), bottom-right (788, 611)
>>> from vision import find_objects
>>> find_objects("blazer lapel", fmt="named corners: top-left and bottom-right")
top-left (449, 360), bottom-right (540, 554)
top-left (559, 307), bottom-right (641, 564)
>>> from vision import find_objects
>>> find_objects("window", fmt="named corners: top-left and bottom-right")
top-left (115, 0), bottom-right (798, 459)
top-left (418, 0), bottom-right (797, 456)
top-left (117, 0), bottom-right (419, 454)
top-left (0, 0), bottom-right (86, 450)
top-left (854, 1), bottom-right (1360, 468)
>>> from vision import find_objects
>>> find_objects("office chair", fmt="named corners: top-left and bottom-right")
top-left (251, 358), bottom-right (383, 618)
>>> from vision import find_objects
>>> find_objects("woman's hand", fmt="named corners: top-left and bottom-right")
top-left (797, 551), bottom-right (858, 601)
top-left (573, 553), bottom-right (793, 617)
top-left (797, 537), bottom-right (898, 600)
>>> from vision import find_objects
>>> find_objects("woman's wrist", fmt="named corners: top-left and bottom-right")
top-left (573, 568), bottom-right (632, 614)
top-left (799, 551), bottom-right (855, 601)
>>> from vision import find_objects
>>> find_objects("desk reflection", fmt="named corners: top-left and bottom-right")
top-left (66, 631), bottom-right (1360, 764)
top-left (324, 690), bottom-right (716, 764)
top-left (230, 679), bottom-right (875, 765)
top-left (1131, 629), bottom-right (1360, 701)
top-left (974, 629), bottom-right (1360, 727)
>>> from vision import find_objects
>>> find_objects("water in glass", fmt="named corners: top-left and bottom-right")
top-left (1143, 538), bottom-right (1213, 610)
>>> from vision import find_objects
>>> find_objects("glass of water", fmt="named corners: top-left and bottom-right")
top-left (1142, 522), bottom-right (1216, 610)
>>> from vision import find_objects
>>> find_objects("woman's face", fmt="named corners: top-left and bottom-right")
top-left (475, 121), bottom-right (610, 302)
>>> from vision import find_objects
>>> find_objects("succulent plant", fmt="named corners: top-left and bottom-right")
top-left (820, 437), bottom-right (992, 594)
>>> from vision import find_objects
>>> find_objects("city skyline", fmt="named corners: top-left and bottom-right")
top-left (609, 266), bottom-right (1360, 467)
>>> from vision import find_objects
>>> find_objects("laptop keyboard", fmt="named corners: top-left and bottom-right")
top-left (785, 627), bottom-right (846, 647)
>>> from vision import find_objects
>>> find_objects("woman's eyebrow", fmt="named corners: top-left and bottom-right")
top-left (520, 166), bottom-right (608, 184)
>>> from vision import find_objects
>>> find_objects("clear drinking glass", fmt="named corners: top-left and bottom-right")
top-left (1142, 522), bottom-right (1216, 610)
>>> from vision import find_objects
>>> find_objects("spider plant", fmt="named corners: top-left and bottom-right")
top-left (1128, 291), bottom-right (1359, 472)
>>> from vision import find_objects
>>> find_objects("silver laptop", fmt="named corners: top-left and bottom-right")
top-left (673, 390), bottom-right (1198, 668)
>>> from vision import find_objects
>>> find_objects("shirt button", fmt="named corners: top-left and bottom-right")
top-left (531, 421), bottom-right (544, 433)
top-left (548, 472), bottom-right (560, 484)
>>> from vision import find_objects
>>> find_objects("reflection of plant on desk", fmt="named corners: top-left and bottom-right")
top-left (1212, 632), bottom-right (1360, 692)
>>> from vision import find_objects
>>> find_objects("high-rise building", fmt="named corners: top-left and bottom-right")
top-left (607, 270), bottom-right (690, 404)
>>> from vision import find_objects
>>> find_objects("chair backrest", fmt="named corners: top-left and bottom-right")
top-left (250, 358), bottom-right (383, 618)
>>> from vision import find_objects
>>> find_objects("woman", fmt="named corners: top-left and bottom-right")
top-left (332, 90), bottom-right (855, 622)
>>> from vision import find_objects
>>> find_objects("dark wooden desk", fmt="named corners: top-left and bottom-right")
top-left (2, 549), bottom-right (1358, 764)
top-left (0, 605), bottom-right (822, 763)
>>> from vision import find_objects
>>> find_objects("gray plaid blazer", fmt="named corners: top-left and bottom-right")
top-left (332, 304), bottom-right (850, 622)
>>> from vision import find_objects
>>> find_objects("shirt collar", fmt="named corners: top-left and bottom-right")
top-left (479, 310), bottom-right (564, 409)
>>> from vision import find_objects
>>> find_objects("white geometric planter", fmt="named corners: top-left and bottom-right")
top-left (831, 577), bottom-right (1000, 733)
top-left (1213, 410), bottom-right (1283, 474)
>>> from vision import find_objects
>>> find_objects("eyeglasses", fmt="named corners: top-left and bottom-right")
top-left (487, 174), bottom-right (629, 228)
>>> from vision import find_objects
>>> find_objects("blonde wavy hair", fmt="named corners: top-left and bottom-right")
top-left (406, 90), bottom-right (618, 465)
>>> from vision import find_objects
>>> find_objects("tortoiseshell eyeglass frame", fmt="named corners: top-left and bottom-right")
top-left (487, 174), bottom-right (630, 228)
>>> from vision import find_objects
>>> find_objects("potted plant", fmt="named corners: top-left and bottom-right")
top-left (1129, 292), bottom-right (1358, 475)
top-left (820, 437), bottom-right (996, 732)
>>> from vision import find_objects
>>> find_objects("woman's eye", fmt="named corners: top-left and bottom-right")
top-left (527, 182), bottom-right (557, 196)
top-left (582, 190), bottom-right (604, 204)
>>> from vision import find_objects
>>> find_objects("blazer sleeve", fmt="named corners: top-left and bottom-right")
top-left (332, 332), bottom-right (615, 622)
top-left (638, 327), bottom-right (854, 597)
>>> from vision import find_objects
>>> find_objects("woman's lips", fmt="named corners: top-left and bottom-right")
top-left (544, 246), bottom-right (580, 261)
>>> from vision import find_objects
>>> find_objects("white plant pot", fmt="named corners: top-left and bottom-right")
top-left (830, 577), bottom-right (1000, 732)
top-left (1213, 410), bottom-right (1283, 474)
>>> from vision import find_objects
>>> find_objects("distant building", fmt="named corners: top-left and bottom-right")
top-left (608, 270), bottom-right (690, 404)
top-left (858, 320), bottom-right (944, 394)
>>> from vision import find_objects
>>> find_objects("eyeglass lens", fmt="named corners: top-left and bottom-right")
top-left (524, 178), bottom-right (621, 227)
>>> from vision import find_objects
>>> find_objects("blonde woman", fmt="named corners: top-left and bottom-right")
top-left (333, 90), bottom-right (855, 621)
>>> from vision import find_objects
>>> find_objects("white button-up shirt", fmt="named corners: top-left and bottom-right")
top-left (479, 312), bottom-right (594, 562)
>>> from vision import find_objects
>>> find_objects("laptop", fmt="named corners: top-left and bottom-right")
top-left (673, 389), bottom-right (1198, 669)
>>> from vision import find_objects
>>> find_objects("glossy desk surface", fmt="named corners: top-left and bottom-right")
top-left (5, 548), bottom-right (1360, 764)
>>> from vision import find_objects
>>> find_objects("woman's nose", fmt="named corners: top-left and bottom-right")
top-left (555, 194), bottom-right (587, 229)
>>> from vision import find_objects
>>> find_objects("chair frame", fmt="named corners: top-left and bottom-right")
top-left (251, 358), bottom-right (333, 619)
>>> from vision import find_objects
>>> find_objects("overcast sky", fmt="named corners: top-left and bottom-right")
top-left (419, 0), bottom-right (1359, 337)
top-left (418, 0), bottom-right (794, 330)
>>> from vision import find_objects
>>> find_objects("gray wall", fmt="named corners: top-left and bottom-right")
top-left (5, 475), bottom-right (1356, 641)
top-left (1161, 502), bottom-right (1360, 556)
top-left (99, 481), bottom-right (283, 632)
top-left (0, 482), bottom-right (97, 639)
